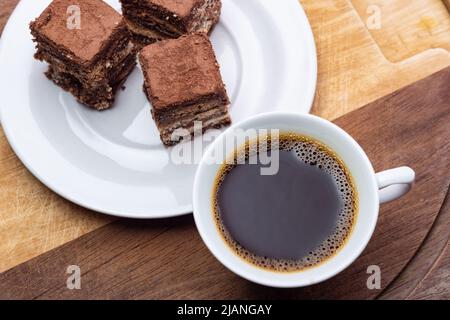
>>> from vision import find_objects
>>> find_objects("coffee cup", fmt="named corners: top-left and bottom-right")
top-left (193, 112), bottom-right (415, 288)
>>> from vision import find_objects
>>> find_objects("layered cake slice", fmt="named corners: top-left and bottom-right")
top-left (120, 0), bottom-right (222, 46)
top-left (30, 0), bottom-right (137, 110)
top-left (139, 33), bottom-right (231, 146)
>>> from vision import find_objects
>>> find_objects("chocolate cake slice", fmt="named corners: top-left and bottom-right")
top-left (120, 0), bottom-right (222, 47)
top-left (139, 33), bottom-right (231, 146)
top-left (30, 0), bottom-right (137, 110)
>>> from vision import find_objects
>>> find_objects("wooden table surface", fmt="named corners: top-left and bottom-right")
top-left (0, 0), bottom-right (449, 299)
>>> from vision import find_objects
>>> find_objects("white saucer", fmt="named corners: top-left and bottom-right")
top-left (0, 0), bottom-right (317, 218)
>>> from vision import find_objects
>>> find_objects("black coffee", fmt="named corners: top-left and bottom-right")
top-left (213, 132), bottom-right (357, 272)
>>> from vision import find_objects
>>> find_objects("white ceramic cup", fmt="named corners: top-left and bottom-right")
top-left (192, 112), bottom-right (415, 288)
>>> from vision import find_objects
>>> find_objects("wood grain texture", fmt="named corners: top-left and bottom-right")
top-left (351, 0), bottom-right (450, 63)
top-left (443, 0), bottom-right (450, 12)
top-left (0, 0), bottom-right (449, 278)
top-left (1, 67), bottom-right (449, 300)
top-left (303, 0), bottom-right (450, 120)
top-left (0, 130), bottom-right (114, 273)
top-left (0, 0), bottom-right (18, 35)
top-left (408, 240), bottom-right (450, 300)
top-left (380, 190), bottom-right (450, 299)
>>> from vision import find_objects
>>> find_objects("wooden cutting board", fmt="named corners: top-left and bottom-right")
top-left (1, 67), bottom-right (448, 299)
top-left (1, 0), bottom-right (450, 276)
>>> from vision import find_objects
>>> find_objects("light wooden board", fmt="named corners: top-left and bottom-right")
top-left (351, 0), bottom-right (450, 62)
top-left (0, 0), bottom-right (449, 278)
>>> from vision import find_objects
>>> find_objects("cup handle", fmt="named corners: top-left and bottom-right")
top-left (375, 166), bottom-right (415, 204)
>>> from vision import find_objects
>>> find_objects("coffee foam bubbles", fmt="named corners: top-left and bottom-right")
top-left (213, 133), bottom-right (358, 272)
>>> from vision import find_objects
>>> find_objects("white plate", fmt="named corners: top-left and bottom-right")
top-left (0, 0), bottom-right (317, 218)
